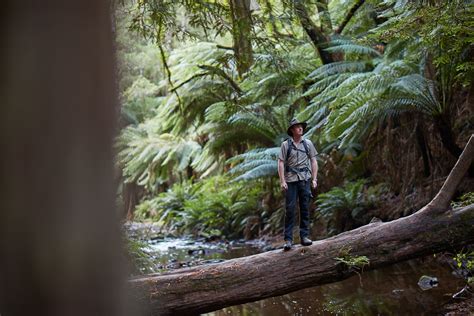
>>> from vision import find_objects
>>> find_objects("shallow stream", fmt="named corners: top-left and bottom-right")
top-left (139, 233), bottom-right (466, 315)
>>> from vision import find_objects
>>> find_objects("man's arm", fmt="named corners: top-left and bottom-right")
top-left (311, 157), bottom-right (318, 189)
top-left (278, 159), bottom-right (288, 191)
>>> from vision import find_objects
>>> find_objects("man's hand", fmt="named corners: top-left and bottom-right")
top-left (311, 178), bottom-right (318, 190)
top-left (280, 181), bottom-right (288, 191)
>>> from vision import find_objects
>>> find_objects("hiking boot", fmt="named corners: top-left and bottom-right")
top-left (283, 240), bottom-right (292, 251)
top-left (301, 237), bottom-right (312, 246)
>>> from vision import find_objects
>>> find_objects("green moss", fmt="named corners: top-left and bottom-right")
top-left (451, 192), bottom-right (474, 208)
top-left (335, 246), bottom-right (370, 271)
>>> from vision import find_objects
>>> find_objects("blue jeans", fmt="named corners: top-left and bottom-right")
top-left (284, 180), bottom-right (311, 241)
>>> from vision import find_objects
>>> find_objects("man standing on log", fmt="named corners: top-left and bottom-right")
top-left (278, 119), bottom-right (318, 251)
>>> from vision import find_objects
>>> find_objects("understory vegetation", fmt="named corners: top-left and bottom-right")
top-left (115, 0), bottom-right (473, 240)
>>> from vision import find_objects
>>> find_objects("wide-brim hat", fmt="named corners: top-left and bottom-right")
top-left (287, 118), bottom-right (308, 136)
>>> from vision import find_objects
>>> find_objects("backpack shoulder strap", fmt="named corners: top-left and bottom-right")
top-left (285, 138), bottom-right (292, 164)
top-left (301, 139), bottom-right (311, 159)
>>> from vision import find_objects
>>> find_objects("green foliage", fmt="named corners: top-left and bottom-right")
top-left (371, 0), bottom-right (474, 87)
top-left (453, 248), bottom-right (474, 286)
top-left (451, 192), bottom-right (474, 208)
top-left (303, 38), bottom-right (446, 149)
top-left (335, 254), bottom-right (370, 270)
top-left (228, 147), bottom-right (280, 181)
top-left (150, 42), bottom-right (236, 135)
top-left (115, 0), bottom-right (474, 242)
top-left (301, 0), bottom-right (473, 151)
top-left (127, 0), bottom-right (230, 42)
top-left (453, 250), bottom-right (474, 271)
top-left (335, 245), bottom-right (370, 287)
top-left (124, 235), bottom-right (156, 275)
top-left (316, 180), bottom-right (387, 235)
top-left (115, 39), bottom-right (319, 194)
top-left (134, 180), bottom-right (193, 227)
top-left (122, 77), bottom-right (162, 124)
top-left (135, 176), bottom-right (265, 238)
top-left (117, 125), bottom-right (202, 189)
top-left (335, 246), bottom-right (370, 271)
top-left (225, 45), bottom-right (319, 179)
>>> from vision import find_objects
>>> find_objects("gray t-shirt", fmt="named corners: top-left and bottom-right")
top-left (278, 138), bottom-right (318, 182)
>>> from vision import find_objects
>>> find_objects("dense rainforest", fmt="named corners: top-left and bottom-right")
top-left (0, 1), bottom-right (472, 315)
top-left (115, 1), bottom-right (474, 313)
top-left (116, 0), bottom-right (473, 239)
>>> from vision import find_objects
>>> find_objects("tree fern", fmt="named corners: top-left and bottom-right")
top-left (117, 124), bottom-right (202, 188)
top-left (302, 37), bottom-right (450, 149)
top-left (228, 147), bottom-right (280, 181)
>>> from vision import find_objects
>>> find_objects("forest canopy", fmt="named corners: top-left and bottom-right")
top-left (115, 0), bottom-right (474, 239)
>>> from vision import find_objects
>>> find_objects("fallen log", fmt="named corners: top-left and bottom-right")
top-left (130, 135), bottom-right (474, 316)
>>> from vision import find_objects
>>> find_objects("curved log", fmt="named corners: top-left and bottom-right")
top-left (130, 135), bottom-right (474, 315)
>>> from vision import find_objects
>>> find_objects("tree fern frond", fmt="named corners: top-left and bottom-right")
top-left (307, 61), bottom-right (370, 79)
top-left (325, 44), bottom-right (382, 57)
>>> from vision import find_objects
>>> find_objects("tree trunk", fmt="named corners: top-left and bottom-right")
top-left (229, 0), bottom-right (254, 77)
top-left (130, 136), bottom-right (474, 316)
top-left (123, 182), bottom-right (140, 220)
top-left (293, 0), bottom-right (334, 65)
top-left (415, 119), bottom-right (432, 177)
top-left (435, 115), bottom-right (463, 158)
top-left (0, 1), bottom-right (126, 315)
top-left (434, 115), bottom-right (474, 176)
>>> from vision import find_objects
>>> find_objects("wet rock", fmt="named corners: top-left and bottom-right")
top-left (188, 248), bottom-right (205, 256)
top-left (417, 275), bottom-right (439, 290)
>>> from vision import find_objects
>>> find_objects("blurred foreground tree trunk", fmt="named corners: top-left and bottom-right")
top-left (0, 1), bottom-right (128, 315)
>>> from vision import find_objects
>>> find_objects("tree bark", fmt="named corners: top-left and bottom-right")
top-left (415, 119), bottom-right (432, 177)
top-left (123, 182), bottom-right (140, 220)
top-left (130, 136), bottom-right (474, 316)
top-left (435, 115), bottom-right (463, 158)
top-left (229, 0), bottom-right (254, 77)
top-left (293, 0), bottom-right (334, 64)
top-left (434, 115), bottom-right (474, 176)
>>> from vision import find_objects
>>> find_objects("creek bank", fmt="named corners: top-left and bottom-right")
top-left (125, 221), bottom-right (274, 273)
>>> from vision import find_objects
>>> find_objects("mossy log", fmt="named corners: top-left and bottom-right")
top-left (130, 135), bottom-right (474, 316)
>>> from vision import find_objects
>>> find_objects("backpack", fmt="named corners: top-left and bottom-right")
top-left (285, 138), bottom-right (311, 174)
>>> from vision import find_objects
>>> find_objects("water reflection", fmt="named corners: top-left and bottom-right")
top-left (144, 237), bottom-right (262, 271)
top-left (142, 236), bottom-right (464, 315)
top-left (206, 257), bottom-right (464, 315)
